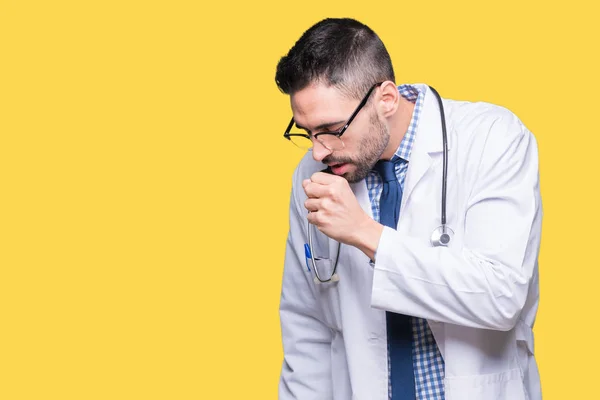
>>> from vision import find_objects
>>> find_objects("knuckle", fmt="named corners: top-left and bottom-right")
top-left (312, 213), bottom-right (320, 224)
top-left (330, 189), bottom-right (340, 203)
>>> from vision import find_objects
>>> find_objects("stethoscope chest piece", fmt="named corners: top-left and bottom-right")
top-left (430, 225), bottom-right (454, 247)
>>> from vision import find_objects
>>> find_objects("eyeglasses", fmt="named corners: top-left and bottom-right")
top-left (283, 82), bottom-right (383, 151)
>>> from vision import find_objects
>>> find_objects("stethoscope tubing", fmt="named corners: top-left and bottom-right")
top-left (308, 85), bottom-right (450, 283)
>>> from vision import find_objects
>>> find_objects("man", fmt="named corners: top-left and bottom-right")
top-left (276, 18), bottom-right (542, 400)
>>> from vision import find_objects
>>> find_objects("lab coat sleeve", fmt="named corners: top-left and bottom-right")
top-left (371, 113), bottom-right (542, 331)
top-left (279, 168), bottom-right (334, 399)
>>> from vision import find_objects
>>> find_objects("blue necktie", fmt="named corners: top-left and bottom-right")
top-left (374, 158), bottom-right (415, 400)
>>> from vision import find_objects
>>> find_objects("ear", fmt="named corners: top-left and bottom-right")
top-left (376, 81), bottom-right (400, 118)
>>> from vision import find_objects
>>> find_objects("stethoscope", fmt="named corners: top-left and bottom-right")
top-left (308, 86), bottom-right (454, 284)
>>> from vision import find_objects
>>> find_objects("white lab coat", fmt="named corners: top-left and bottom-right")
top-left (279, 84), bottom-right (542, 400)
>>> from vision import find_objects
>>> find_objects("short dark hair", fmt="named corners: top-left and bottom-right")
top-left (275, 18), bottom-right (395, 100)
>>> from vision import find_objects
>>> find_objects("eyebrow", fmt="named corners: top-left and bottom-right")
top-left (295, 120), bottom-right (346, 133)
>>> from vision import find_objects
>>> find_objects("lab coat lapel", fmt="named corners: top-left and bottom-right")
top-left (402, 85), bottom-right (447, 212)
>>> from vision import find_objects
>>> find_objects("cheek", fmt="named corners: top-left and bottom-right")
top-left (341, 131), bottom-right (361, 151)
top-left (341, 138), bottom-right (354, 152)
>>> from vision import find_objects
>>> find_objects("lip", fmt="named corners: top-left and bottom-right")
top-left (330, 163), bottom-right (350, 175)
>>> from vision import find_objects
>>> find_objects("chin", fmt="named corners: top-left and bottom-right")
top-left (345, 166), bottom-right (372, 183)
top-left (343, 171), bottom-right (364, 184)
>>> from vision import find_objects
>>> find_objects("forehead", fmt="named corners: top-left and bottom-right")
top-left (290, 83), bottom-right (355, 129)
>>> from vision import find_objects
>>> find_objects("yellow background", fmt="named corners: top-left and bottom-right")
top-left (0, 0), bottom-right (597, 398)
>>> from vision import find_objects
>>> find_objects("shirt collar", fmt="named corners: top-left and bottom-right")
top-left (393, 84), bottom-right (424, 163)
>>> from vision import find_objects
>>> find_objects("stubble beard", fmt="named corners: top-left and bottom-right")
top-left (324, 111), bottom-right (390, 184)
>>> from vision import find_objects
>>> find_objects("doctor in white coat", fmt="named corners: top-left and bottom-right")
top-left (275, 18), bottom-right (542, 400)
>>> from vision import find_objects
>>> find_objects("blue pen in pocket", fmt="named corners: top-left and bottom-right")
top-left (304, 243), bottom-right (312, 271)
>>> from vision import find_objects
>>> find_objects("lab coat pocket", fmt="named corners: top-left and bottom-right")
top-left (444, 368), bottom-right (526, 400)
top-left (312, 258), bottom-right (343, 332)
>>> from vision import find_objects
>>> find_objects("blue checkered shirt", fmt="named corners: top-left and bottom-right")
top-left (367, 85), bottom-right (445, 400)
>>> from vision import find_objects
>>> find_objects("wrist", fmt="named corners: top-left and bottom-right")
top-left (351, 217), bottom-right (384, 261)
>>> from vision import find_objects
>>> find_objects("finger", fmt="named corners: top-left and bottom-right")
top-left (304, 198), bottom-right (320, 212)
top-left (307, 210), bottom-right (317, 225)
top-left (306, 210), bottom-right (322, 226)
top-left (304, 181), bottom-right (332, 199)
top-left (310, 171), bottom-right (340, 185)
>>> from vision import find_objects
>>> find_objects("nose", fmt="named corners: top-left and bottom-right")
top-left (311, 140), bottom-right (332, 162)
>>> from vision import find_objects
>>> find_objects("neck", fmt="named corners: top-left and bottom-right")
top-left (381, 96), bottom-right (415, 160)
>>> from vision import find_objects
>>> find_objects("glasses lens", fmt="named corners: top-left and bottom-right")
top-left (288, 135), bottom-right (313, 150)
top-left (318, 135), bottom-right (344, 151)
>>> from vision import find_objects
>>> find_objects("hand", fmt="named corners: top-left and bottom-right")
top-left (303, 172), bottom-right (383, 258)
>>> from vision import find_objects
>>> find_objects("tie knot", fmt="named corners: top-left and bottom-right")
top-left (374, 159), bottom-right (397, 182)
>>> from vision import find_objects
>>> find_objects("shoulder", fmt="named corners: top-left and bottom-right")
top-left (444, 99), bottom-right (536, 156)
top-left (445, 99), bottom-right (528, 137)
top-left (442, 99), bottom-right (540, 187)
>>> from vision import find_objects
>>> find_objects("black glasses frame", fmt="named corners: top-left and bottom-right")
top-left (283, 82), bottom-right (383, 148)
